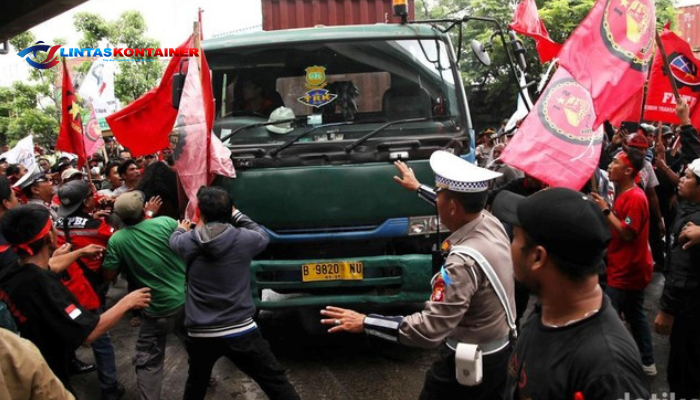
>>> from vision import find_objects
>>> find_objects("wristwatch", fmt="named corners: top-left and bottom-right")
top-left (602, 208), bottom-right (611, 216)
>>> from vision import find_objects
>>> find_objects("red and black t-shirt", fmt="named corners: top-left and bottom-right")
top-left (0, 261), bottom-right (98, 386)
top-left (54, 213), bottom-right (115, 310)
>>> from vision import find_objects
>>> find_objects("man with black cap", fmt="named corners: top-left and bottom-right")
top-left (0, 204), bottom-right (150, 394)
top-left (321, 151), bottom-right (516, 400)
top-left (492, 188), bottom-right (649, 399)
top-left (55, 179), bottom-right (125, 400)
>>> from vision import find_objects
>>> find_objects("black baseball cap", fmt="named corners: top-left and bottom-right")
top-left (57, 180), bottom-right (91, 217)
top-left (492, 188), bottom-right (611, 265)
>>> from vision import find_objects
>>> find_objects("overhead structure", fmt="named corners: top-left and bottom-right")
top-left (0, 0), bottom-right (90, 43)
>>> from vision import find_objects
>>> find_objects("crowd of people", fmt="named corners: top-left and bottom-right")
top-left (0, 100), bottom-right (699, 400)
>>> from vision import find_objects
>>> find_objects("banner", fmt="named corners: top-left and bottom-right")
top-left (57, 61), bottom-right (88, 168)
top-left (78, 59), bottom-right (117, 118)
top-left (557, 0), bottom-right (655, 128)
top-left (501, 68), bottom-right (604, 190)
top-left (509, 0), bottom-right (562, 63)
top-left (0, 135), bottom-right (36, 174)
top-left (644, 27), bottom-right (700, 125)
top-left (84, 106), bottom-right (104, 157)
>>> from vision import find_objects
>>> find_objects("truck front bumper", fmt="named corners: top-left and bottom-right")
top-left (251, 254), bottom-right (432, 309)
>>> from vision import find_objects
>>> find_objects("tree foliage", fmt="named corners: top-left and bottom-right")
top-left (415, 0), bottom-right (678, 130)
top-left (74, 11), bottom-right (164, 104)
top-left (1, 10), bottom-right (163, 147)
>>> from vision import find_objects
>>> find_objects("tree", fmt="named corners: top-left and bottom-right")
top-left (2, 10), bottom-right (164, 147)
top-left (73, 10), bottom-right (164, 104)
top-left (416, 0), bottom-right (679, 129)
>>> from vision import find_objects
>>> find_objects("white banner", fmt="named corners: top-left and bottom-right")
top-left (0, 135), bottom-right (36, 172)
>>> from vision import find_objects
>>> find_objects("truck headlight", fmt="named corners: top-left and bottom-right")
top-left (408, 216), bottom-right (448, 236)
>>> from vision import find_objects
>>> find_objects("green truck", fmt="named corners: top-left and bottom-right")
top-left (204, 20), bottom-right (476, 310)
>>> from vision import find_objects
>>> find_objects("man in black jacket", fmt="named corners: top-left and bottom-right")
top-left (169, 186), bottom-right (299, 400)
top-left (654, 158), bottom-right (700, 398)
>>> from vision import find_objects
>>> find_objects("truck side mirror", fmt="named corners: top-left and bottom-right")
top-left (471, 40), bottom-right (491, 67)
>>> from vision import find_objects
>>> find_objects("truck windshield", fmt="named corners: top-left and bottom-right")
top-left (208, 37), bottom-right (466, 157)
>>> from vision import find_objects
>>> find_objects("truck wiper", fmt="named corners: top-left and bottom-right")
top-left (268, 121), bottom-right (354, 157)
top-left (344, 117), bottom-right (428, 153)
top-left (220, 118), bottom-right (298, 143)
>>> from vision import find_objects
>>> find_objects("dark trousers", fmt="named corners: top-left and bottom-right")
top-left (134, 307), bottom-right (185, 400)
top-left (183, 329), bottom-right (300, 400)
top-left (605, 287), bottom-right (655, 365)
top-left (668, 311), bottom-right (700, 398)
top-left (418, 344), bottom-right (511, 400)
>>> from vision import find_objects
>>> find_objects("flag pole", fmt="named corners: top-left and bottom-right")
top-left (655, 30), bottom-right (681, 103)
top-left (193, 19), bottom-right (211, 183)
top-left (638, 47), bottom-right (655, 124)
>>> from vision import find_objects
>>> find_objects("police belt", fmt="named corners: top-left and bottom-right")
top-left (445, 335), bottom-right (510, 356)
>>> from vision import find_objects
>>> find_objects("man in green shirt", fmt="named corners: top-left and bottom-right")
top-left (103, 191), bottom-right (185, 400)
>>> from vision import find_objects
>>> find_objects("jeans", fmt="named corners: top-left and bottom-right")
top-left (92, 331), bottom-right (118, 394)
top-left (183, 329), bottom-right (300, 400)
top-left (133, 307), bottom-right (184, 400)
top-left (418, 343), bottom-right (511, 400)
top-left (605, 287), bottom-right (655, 365)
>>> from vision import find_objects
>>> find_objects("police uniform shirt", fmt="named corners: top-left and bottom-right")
top-left (0, 261), bottom-right (98, 383)
top-left (399, 210), bottom-right (515, 347)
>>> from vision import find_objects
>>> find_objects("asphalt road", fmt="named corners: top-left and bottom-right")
top-left (72, 273), bottom-right (671, 399)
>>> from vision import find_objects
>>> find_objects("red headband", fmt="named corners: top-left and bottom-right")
top-left (0, 218), bottom-right (53, 256)
top-left (617, 152), bottom-right (638, 173)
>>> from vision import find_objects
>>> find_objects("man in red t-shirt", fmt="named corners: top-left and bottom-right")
top-left (591, 149), bottom-right (656, 376)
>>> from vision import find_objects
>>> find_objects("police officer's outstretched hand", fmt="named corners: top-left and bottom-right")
top-left (393, 161), bottom-right (420, 191)
top-left (320, 306), bottom-right (366, 334)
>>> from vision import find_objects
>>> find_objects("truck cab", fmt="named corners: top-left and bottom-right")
top-left (204, 23), bottom-right (473, 309)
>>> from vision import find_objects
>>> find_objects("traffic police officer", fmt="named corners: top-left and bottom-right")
top-left (321, 150), bottom-right (516, 400)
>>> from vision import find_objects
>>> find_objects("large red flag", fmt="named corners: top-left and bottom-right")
top-left (106, 36), bottom-right (194, 157)
top-left (557, 0), bottom-right (655, 128)
top-left (171, 56), bottom-right (235, 219)
top-left (606, 86), bottom-right (644, 126)
top-left (501, 68), bottom-right (604, 190)
top-left (644, 27), bottom-right (700, 125)
top-left (57, 61), bottom-right (88, 168)
top-left (509, 0), bottom-right (562, 63)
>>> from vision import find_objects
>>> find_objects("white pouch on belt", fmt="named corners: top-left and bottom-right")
top-left (455, 343), bottom-right (483, 386)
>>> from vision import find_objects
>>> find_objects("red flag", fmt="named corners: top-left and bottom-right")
top-left (509, 0), bottom-right (562, 63)
top-left (501, 68), bottom-right (604, 190)
top-left (57, 61), bottom-right (88, 168)
top-left (106, 36), bottom-right (194, 157)
top-left (644, 27), bottom-right (700, 125)
top-left (557, 0), bottom-right (656, 128)
top-left (171, 57), bottom-right (235, 220)
top-left (606, 86), bottom-right (644, 126)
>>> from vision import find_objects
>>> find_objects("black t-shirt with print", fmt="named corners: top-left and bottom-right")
top-left (505, 295), bottom-right (650, 400)
top-left (0, 260), bottom-right (98, 385)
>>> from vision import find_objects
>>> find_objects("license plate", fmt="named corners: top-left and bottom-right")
top-left (301, 261), bottom-right (364, 282)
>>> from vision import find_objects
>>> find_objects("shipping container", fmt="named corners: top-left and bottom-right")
top-left (677, 4), bottom-right (700, 53)
top-left (262, 0), bottom-right (415, 31)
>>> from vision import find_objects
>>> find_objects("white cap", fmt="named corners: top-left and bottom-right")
top-left (61, 168), bottom-right (83, 182)
top-left (688, 158), bottom-right (700, 179)
top-left (266, 106), bottom-right (295, 135)
top-left (430, 150), bottom-right (502, 192)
